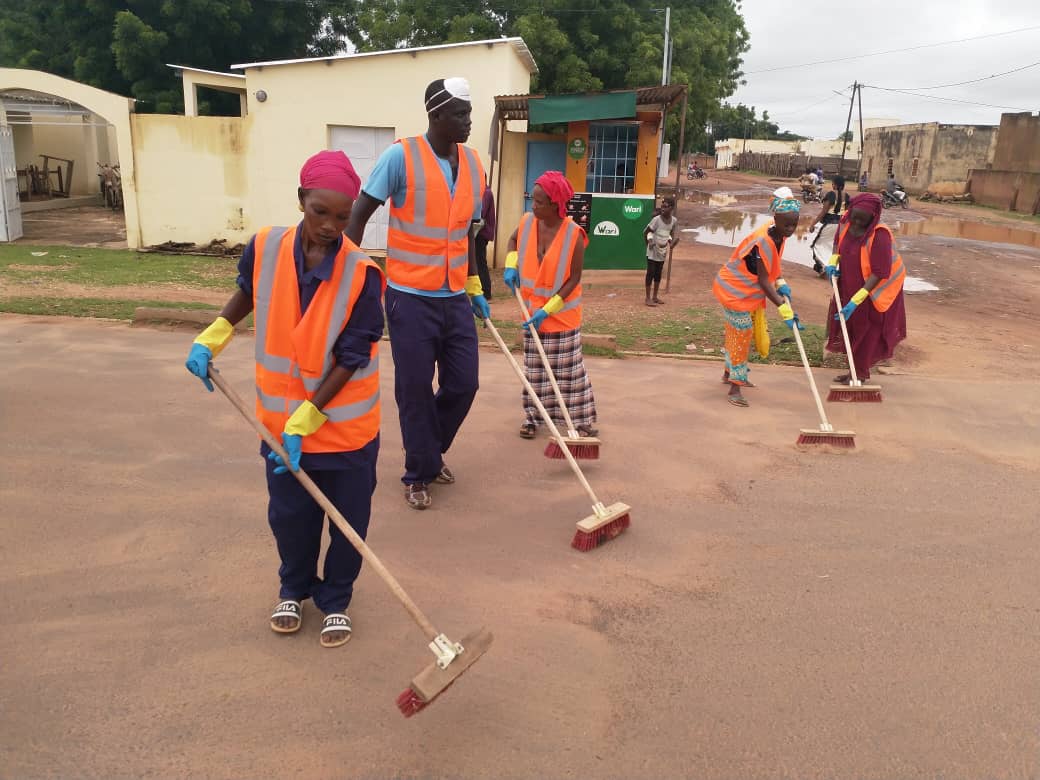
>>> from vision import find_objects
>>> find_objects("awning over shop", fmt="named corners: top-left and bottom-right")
top-left (527, 91), bottom-right (636, 124)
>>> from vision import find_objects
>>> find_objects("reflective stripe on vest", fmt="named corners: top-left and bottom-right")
top-left (837, 223), bottom-right (906, 313)
top-left (712, 222), bottom-right (783, 312)
top-left (386, 136), bottom-right (483, 291)
top-left (518, 213), bottom-right (584, 333)
top-left (252, 225), bottom-right (383, 453)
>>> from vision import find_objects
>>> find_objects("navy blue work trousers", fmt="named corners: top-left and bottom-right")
top-left (385, 287), bottom-right (479, 485)
top-left (264, 453), bottom-right (376, 615)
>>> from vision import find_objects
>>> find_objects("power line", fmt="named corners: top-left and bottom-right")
top-left (860, 84), bottom-right (1033, 112)
top-left (869, 60), bottom-right (1040, 91)
top-left (743, 24), bottom-right (1040, 75)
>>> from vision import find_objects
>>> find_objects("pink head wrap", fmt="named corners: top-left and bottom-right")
top-left (842, 192), bottom-right (883, 233)
top-left (299, 150), bottom-right (361, 199)
top-left (534, 170), bottom-right (574, 218)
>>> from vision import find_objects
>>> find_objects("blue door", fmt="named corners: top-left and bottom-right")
top-left (524, 141), bottom-right (567, 213)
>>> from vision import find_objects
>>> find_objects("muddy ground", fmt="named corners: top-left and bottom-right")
top-left (2, 171), bottom-right (1040, 779)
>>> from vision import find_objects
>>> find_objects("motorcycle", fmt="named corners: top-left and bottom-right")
top-left (882, 184), bottom-right (910, 209)
top-left (801, 185), bottom-right (821, 203)
top-left (687, 167), bottom-right (706, 180)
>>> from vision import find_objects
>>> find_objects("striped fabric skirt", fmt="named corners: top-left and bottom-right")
top-left (522, 327), bottom-right (597, 428)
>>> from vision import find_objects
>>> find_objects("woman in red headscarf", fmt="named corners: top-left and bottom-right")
top-left (184, 150), bottom-right (385, 649)
top-left (502, 171), bottom-right (598, 438)
top-left (823, 192), bottom-right (907, 381)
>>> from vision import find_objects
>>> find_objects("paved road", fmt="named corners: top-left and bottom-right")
top-left (1, 315), bottom-right (1038, 779)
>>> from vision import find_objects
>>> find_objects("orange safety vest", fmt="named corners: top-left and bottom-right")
top-left (252, 225), bottom-right (384, 453)
top-left (386, 136), bottom-right (485, 292)
top-left (712, 222), bottom-right (784, 312)
top-left (836, 223), bottom-right (906, 312)
top-left (517, 212), bottom-right (588, 333)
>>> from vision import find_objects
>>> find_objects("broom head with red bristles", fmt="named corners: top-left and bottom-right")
top-left (544, 434), bottom-right (601, 461)
top-left (796, 428), bottom-right (856, 448)
top-left (827, 383), bottom-right (883, 403)
top-left (396, 627), bottom-right (493, 718)
top-left (571, 502), bottom-right (631, 551)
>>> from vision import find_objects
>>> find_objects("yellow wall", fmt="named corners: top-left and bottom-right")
top-left (239, 42), bottom-right (533, 232)
top-left (634, 111), bottom-right (661, 194)
top-left (13, 114), bottom-right (106, 196)
top-left (565, 121), bottom-right (589, 192)
top-left (0, 68), bottom-right (140, 246)
top-left (494, 129), bottom-right (529, 269)
top-left (131, 114), bottom-right (250, 246)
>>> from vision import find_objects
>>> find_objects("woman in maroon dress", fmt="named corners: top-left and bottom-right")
top-left (824, 193), bottom-right (907, 381)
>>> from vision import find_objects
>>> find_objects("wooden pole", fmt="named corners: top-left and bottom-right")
top-left (856, 84), bottom-right (866, 185)
top-left (666, 89), bottom-right (688, 293)
top-left (838, 81), bottom-right (857, 178)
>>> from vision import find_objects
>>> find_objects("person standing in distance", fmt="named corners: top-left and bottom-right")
top-left (346, 77), bottom-right (488, 511)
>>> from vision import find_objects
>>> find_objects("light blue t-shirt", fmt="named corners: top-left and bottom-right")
top-left (363, 134), bottom-right (482, 297)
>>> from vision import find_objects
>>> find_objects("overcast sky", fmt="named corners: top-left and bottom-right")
top-left (727, 0), bottom-right (1040, 139)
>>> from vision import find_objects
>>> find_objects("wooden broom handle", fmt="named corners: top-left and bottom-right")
top-left (512, 287), bottom-right (580, 436)
top-left (830, 273), bottom-right (862, 386)
top-left (208, 366), bottom-right (440, 641)
top-left (783, 296), bottom-right (832, 429)
top-left (482, 318), bottom-right (602, 507)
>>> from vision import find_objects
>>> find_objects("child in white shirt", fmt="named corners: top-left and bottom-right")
top-left (643, 198), bottom-right (678, 305)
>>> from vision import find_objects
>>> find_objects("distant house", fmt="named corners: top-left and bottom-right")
top-left (861, 122), bottom-right (998, 196)
top-left (969, 112), bottom-right (1040, 214)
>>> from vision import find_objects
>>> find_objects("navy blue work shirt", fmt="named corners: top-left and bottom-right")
top-left (237, 223), bottom-right (384, 469)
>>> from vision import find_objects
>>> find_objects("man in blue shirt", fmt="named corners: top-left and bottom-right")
top-left (347, 77), bottom-right (488, 511)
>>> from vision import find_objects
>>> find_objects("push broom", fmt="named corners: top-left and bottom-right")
top-left (484, 318), bottom-right (629, 551)
top-left (512, 287), bottom-right (600, 460)
top-left (208, 366), bottom-right (492, 717)
top-left (782, 296), bottom-right (857, 448)
top-left (827, 273), bottom-right (883, 402)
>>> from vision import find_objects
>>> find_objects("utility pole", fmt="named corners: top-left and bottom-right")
top-left (661, 7), bottom-right (671, 86)
top-left (839, 81), bottom-right (857, 177)
top-left (856, 83), bottom-right (865, 183)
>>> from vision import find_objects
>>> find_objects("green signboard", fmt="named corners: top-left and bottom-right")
top-left (583, 194), bottom-right (655, 270)
top-left (567, 137), bottom-right (587, 160)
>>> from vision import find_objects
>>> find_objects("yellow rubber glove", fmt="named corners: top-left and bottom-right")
top-left (777, 302), bottom-right (794, 321)
top-left (542, 294), bottom-right (565, 315)
top-left (284, 400), bottom-right (328, 437)
top-left (504, 250), bottom-right (519, 269)
top-left (464, 274), bottom-right (484, 297)
top-left (194, 316), bottom-right (235, 357)
top-left (851, 287), bottom-right (869, 305)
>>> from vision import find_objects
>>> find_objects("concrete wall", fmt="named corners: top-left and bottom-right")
top-left (969, 170), bottom-right (1040, 213)
top-left (0, 68), bottom-right (140, 246)
top-left (131, 114), bottom-right (249, 246)
top-left (239, 42), bottom-right (532, 232)
top-left (991, 112), bottom-right (1040, 171)
top-left (715, 138), bottom-right (798, 168)
top-left (495, 129), bottom-right (529, 269)
top-left (10, 114), bottom-right (116, 196)
top-left (862, 122), bottom-right (997, 195)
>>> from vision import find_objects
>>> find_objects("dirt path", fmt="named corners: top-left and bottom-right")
top-left (1, 314), bottom-right (1038, 779)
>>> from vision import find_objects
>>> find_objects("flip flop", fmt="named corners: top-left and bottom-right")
top-left (320, 614), bottom-right (352, 648)
top-left (270, 600), bottom-right (302, 634)
top-left (721, 376), bottom-right (756, 388)
top-left (728, 395), bottom-right (749, 407)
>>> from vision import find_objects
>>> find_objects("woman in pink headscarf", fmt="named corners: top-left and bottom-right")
top-left (503, 171), bottom-right (598, 439)
top-left (184, 150), bottom-right (385, 649)
top-left (823, 192), bottom-right (907, 382)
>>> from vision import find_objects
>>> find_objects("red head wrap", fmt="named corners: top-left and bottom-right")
top-left (299, 150), bottom-right (361, 199)
top-left (842, 192), bottom-right (883, 233)
top-left (534, 170), bottom-right (574, 218)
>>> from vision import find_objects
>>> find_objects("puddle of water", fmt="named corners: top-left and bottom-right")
top-left (682, 211), bottom-right (940, 292)
top-left (679, 190), bottom-right (769, 207)
top-left (892, 216), bottom-right (1040, 250)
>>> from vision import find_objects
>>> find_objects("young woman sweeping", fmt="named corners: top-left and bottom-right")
top-left (711, 189), bottom-right (805, 407)
top-left (502, 171), bottom-right (598, 440)
top-left (184, 150), bottom-right (384, 649)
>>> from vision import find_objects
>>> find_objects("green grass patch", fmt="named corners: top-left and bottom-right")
top-left (0, 297), bottom-right (219, 320)
top-left (0, 245), bottom-right (239, 289)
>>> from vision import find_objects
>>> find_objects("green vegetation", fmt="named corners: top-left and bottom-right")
top-left (0, 245), bottom-right (238, 288)
top-left (0, 297), bottom-right (218, 320)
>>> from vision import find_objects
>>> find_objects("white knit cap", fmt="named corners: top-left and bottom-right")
top-left (426, 77), bottom-right (471, 113)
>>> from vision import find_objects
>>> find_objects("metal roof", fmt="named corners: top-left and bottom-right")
top-left (166, 64), bottom-right (245, 80)
top-left (494, 84), bottom-right (687, 120)
top-left (230, 37), bottom-right (538, 75)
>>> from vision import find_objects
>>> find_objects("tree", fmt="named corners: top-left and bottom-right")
top-left (708, 103), bottom-right (806, 145)
top-left (0, 0), bottom-right (352, 113)
top-left (837, 130), bottom-right (853, 142)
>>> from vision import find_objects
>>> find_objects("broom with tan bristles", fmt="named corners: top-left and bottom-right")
top-left (208, 367), bottom-right (492, 717)
top-left (782, 297), bottom-right (857, 448)
top-left (512, 287), bottom-right (601, 460)
top-left (827, 273), bottom-right (883, 403)
top-left (484, 318), bottom-right (630, 550)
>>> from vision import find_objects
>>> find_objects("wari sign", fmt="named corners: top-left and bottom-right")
top-left (621, 199), bottom-right (645, 220)
top-left (592, 220), bottom-right (620, 236)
